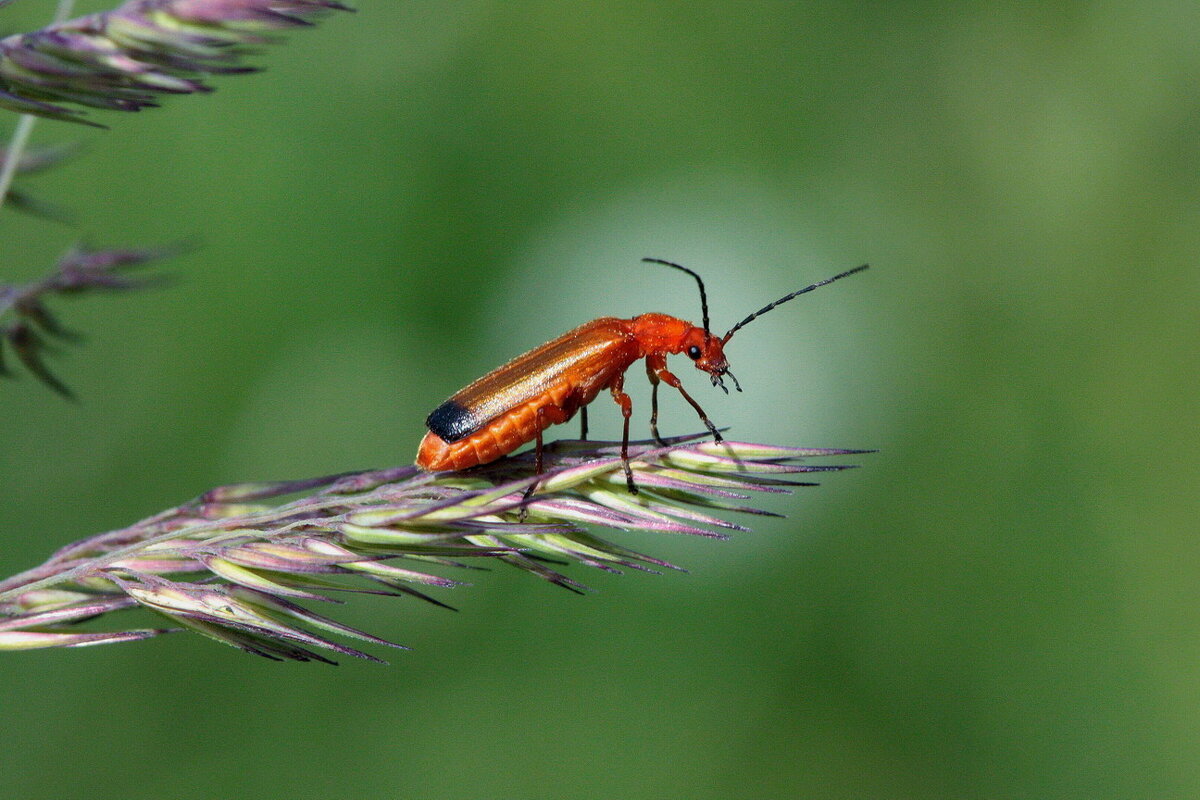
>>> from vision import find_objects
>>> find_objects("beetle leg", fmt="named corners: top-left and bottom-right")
top-left (609, 374), bottom-right (637, 493)
top-left (579, 405), bottom-right (588, 441)
top-left (520, 406), bottom-right (549, 520)
top-left (645, 357), bottom-right (667, 445)
top-left (652, 362), bottom-right (723, 443)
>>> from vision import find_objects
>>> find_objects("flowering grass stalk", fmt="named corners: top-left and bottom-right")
top-left (0, 241), bottom-right (180, 397)
top-left (0, 434), bottom-right (867, 663)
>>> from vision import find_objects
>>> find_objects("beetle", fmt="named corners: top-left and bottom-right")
top-left (416, 258), bottom-right (868, 492)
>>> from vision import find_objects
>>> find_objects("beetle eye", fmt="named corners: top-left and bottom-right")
top-left (687, 345), bottom-right (702, 360)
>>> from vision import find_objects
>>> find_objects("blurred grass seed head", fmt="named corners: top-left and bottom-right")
top-left (0, 0), bottom-right (352, 125)
top-left (0, 241), bottom-right (181, 397)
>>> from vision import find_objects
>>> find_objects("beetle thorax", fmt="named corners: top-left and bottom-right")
top-left (629, 314), bottom-right (729, 374)
top-left (629, 313), bottom-right (695, 356)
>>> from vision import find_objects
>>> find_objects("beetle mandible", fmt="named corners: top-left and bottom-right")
top-left (416, 258), bottom-right (868, 492)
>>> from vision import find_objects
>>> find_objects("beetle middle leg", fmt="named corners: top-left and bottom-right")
top-left (648, 357), bottom-right (723, 443)
top-left (578, 406), bottom-right (588, 440)
top-left (645, 359), bottom-right (668, 445)
top-left (609, 374), bottom-right (637, 493)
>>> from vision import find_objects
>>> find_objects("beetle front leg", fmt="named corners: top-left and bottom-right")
top-left (651, 362), bottom-right (723, 443)
top-left (579, 405), bottom-right (588, 441)
top-left (609, 375), bottom-right (637, 493)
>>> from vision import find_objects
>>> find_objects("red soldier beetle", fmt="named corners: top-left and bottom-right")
top-left (416, 258), bottom-right (868, 495)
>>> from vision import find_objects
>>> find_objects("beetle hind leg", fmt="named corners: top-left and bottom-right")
top-left (519, 407), bottom-right (550, 520)
top-left (609, 375), bottom-right (637, 494)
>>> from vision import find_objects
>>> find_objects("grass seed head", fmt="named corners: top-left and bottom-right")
top-left (0, 435), bottom-right (868, 662)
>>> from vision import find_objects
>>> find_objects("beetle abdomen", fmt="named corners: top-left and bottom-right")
top-left (417, 394), bottom-right (571, 471)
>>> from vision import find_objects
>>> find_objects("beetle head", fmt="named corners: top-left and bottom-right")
top-left (681, 327), bottom-right (741, 394)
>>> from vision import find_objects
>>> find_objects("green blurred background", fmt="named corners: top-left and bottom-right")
top-left (2, 2), bottom-right (1198, 797)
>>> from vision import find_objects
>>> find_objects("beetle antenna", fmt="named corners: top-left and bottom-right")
top-left (722, 264), bottom-right (868, 343)
top-left (643, 257), bottom-right (710, 338)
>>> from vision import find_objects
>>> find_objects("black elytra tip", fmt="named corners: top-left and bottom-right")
top-left (425, 400), bottom-right (479, 443)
